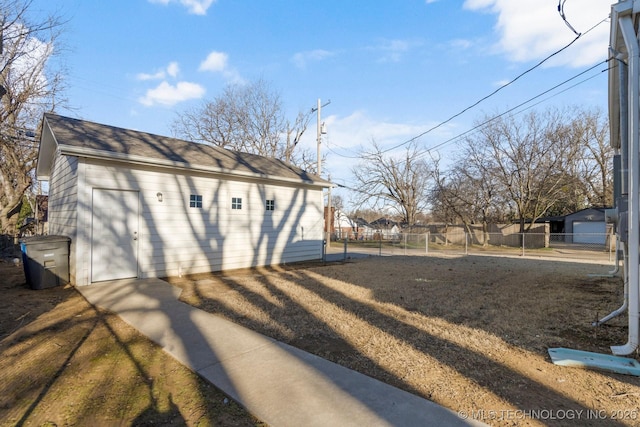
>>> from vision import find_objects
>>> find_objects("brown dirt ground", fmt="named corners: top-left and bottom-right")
top-left (166, 254), bottom-right (640, 427)
top-left (4, 252), bottom-right (640, 427)
top-left (0, 257), bottom-right (263, 427)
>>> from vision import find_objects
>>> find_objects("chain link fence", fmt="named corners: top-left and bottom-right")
top-left (328, 231), bottom-right (617, 263)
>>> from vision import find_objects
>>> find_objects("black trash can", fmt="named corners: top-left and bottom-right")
top-left (20, 235), bottom-right (71, 290)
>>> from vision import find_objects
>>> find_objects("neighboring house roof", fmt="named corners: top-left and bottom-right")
top-left (534, 207), bottom-right (609, 223)
top-left (564, 207), bottom-right (606, 220)
top-left (36, 113), bottom-right (331, 188)
top-left (354, 218), bottom-right (372, 228)
top-left (533, 215), bottom-right (567, 223)
top-left (370, 217), bottom-right (399, 227)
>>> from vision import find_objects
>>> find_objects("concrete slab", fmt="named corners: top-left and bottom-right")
top-left (199, 339), bottom-right (475, 427)
top-left (77, 278), bottom-right (486, 427)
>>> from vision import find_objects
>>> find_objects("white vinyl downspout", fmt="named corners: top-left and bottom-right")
top-left (594, 243), bottom-right (628, 326)
top-left (612, 14), bottom-right (640, 356)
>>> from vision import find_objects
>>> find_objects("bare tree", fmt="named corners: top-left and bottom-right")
top-left (331, 194), bottom-right (344, 211)
top-left (0, 0), bottom-right (66, 234)
top-left (352, 141), bottom-right (433, 226)
top-left (171, 78), bottom-right (314, 167)
top-left (571, 107), bottom-right (612, 208)
top-left (431, 155), bottom-right (508, 244)
top-left (464, 109), bottom-right (581, 233)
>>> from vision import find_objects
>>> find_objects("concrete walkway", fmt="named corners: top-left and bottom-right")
top-left (78, 278), bottom-right (486, 427)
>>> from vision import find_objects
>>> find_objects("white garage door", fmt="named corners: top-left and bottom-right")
top-left (573, 221), bottom-right (606, 244)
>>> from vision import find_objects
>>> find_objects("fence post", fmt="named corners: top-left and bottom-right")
top-left (344, 236), bottom-right (348, 260)
top-left (404, 233), bottom-right (407, 255)
top-left (379, 234), bottom-right (382, 256)
top-left (465, 232), bottom-right (468, 255)
top-left (425, 232), bottom-right (429, 254)
top-left (322, 236), bottom-right (326, 263)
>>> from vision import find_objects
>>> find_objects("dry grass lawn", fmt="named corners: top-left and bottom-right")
top-left (0, 258), bottom-right (262, 426)
top-left (168, 254), bottom-right (640, 427)
top-left (4, 251), bottom-right (640, 427)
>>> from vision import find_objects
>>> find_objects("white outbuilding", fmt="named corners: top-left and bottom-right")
top-left (36, 114), bottom-right (330, 286)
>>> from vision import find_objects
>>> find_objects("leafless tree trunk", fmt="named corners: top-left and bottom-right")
top-left (0, 0), bottom-right (66, 234)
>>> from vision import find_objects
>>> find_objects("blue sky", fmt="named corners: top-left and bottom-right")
top-left (32, 0), bottom-right (611, 203)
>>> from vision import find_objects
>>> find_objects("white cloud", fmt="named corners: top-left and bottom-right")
top-left (302, 110), bottom-right (454, 165)
top-left (10, 27), bottom-right (52, 92)
top-left (322, 111), bottom-right (452, 152)
top-left (370, 38), bottom-right (422, 63)
top-left (148, 0), bottom-right (216, 15)
top-left (198, 50), bottom-right (245, 84)
top-left (136, 70), bottom-right (164, 81)
top-left (463, 0), bottom-right (609, 67)
top-left (137, 62), bottom-right (181, 81)
top-left (448, 38), bottom-right (473, 50)
top-left (166, 61), bottom-right (180, 78)
top-left (2, 22), bottom-right (52, 93)
top-left (138, 81), bottom-right (205, 106)
top-left (199, 51), bottom-right (228, 72)
top-left (296, 110), bottom-right (454, 182)
top-left (291, 49), bottom-right (334, 69)
top-left (295, 109), bottom-right (458, 205)
top-left (464, 0), bottom-right (493, 8)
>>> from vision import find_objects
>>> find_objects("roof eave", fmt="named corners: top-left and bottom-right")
top-left (58, 144), bottom-right (332, 188)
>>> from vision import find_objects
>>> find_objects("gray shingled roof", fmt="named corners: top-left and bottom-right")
top-left (42, 113), bottom-right (330, 187)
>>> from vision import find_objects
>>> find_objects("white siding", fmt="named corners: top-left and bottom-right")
top-left (78, 159), bottom-right (324, 283)
top-left (47, 154), bottom-right (78, 283)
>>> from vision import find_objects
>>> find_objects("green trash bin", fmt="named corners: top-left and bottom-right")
top-left (20, 235), bottom-right (71, 290)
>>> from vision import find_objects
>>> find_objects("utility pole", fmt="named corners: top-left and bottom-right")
top-left (326, 174), bottom-right (332, 258)
top-left (312, 98), bottom-right (330, 261)
top-left (314, 98), bottom-right (330, 176)
top-left (316, 98), bottom-right (322, 176)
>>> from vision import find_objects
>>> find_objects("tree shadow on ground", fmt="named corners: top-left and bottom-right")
top-left (0, 260), bottom-right (258, 426)
top-left (173, 254), bottom-right (637, 426)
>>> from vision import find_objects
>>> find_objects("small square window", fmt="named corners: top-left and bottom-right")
top-left (232, 197), bottom-right (242, 210)
top-left (190, 194), bottom-right (202, 208)
top-left (266, 199), bottom-right (275, 211)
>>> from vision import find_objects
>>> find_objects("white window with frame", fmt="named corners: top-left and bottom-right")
top-left (190, 194), bottom-right (203, 208)
top-left (232, 197), bottom-right (242, 210)
top-left (266, 199), bottom-right (275, 211)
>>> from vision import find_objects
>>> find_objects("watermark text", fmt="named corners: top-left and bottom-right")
top-left (457, 409), bottom-right (639, 422)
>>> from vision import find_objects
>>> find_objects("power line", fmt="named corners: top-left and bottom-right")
top-left (333, 63), bottom-right (611, 204)
top-left (327, 62), bottom-right (610, 201)
top-left (410, 59), bottom-right (611, 161)
top-left (325, 137), bottom-right (361, 159)
top-left (377, 15), bottom-right (609, 155)
top-left (327, 58), bottom-right (609, 165)
top-left (558, 0), bottom-right (581, 37)
top-left (324, 8), bottom-right (610, 203)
